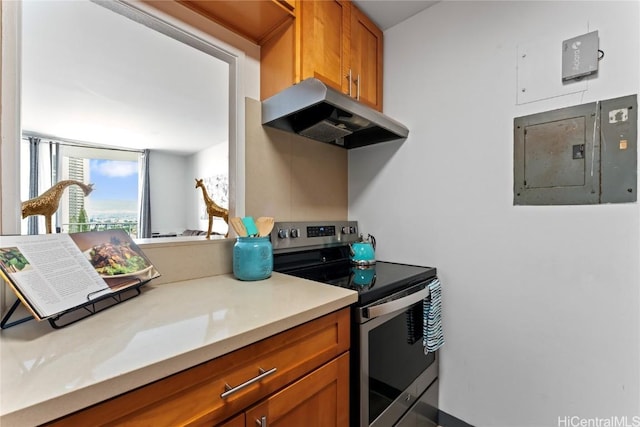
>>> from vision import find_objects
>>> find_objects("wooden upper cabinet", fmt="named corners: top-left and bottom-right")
top-left (280, 0), bottom-right (295, 11)
top-left (298, 0), bottom-right (351, 94)
top-left (179, 0), bottom-right (295, 44)
top-left (261, 0), bottom-right (383, 111)
top-left (350, 5), bottom-right (383, 110)
top-left (163, 1), bottom-right (383, 109)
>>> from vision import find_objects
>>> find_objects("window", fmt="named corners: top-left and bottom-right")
top-left (20, 137), bottom-right (141, 236)
top-left (4, 0), bottom-right (245, 237)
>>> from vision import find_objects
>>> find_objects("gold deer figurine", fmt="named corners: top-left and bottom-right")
top-left (195, 178), bottom-right (229, 239)
top-left (22, 180), bottom-right (94, 234)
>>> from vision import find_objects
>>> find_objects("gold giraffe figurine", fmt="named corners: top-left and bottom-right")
top-left (21, 180), bottom-right (94, 234)
top-left (195, 178), bottom-right (229, 239)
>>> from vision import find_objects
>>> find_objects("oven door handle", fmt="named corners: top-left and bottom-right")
top-left (364, 287), bottom-right (430, 319)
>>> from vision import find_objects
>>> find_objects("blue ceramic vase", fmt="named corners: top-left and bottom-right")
top-left (233, 236), bottom-right (273, 281)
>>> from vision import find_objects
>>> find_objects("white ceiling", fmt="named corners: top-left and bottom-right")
top-left (21, 0), bottom-right (228, 156)
top-left (352, 0), bottom-right (438, 30)
top-left (21, 1), bottom-right (436, 155)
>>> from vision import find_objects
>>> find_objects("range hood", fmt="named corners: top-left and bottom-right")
top-left (261, 78), bottom-right (409, 149)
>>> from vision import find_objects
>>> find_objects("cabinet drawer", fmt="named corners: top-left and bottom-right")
top-left (45, 308), bottom-right (350, 427)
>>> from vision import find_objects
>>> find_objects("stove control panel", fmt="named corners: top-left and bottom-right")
top-left (307, 225), bottom-right (335, 237)
top-left (271, 221), bottom-right (359, 252)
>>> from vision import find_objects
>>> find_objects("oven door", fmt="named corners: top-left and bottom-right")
top-left (357, 283), bottom-right (439, 427)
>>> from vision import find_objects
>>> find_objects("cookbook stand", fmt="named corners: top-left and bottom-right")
top-left (1, 279), bottom-right (146, 330)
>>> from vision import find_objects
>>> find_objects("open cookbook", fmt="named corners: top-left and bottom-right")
top-left (0, 230), bottom-right (159, 322)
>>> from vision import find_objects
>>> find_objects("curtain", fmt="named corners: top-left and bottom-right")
top-left (27, 137), bottom-right (40, 234)
top-left (138, 149), bottom-right (152, 238)
top-left (50, 142), bottom-right (60, 232)
top-left (25, 138), bottom-right (58, 234)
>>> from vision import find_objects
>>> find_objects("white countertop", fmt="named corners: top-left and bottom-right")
top-left (0, 272), bottom-right (357, 426)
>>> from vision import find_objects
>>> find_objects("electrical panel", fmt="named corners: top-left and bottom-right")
top-left (514, 94), bottom-right (637, 205)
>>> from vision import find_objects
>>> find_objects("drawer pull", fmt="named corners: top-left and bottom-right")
top-left (256, 415), bottom-right (267, 427)
top-left (221, 367), bottom-right (277, 399)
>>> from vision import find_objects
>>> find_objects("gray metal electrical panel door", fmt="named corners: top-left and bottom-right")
top-left (514, 94), bottom-right (637, 205)
top-left (600, 96), bottom-right (637, 203)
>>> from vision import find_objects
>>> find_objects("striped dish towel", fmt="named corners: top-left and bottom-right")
top-left (423, 278), bottom-right (444, 353)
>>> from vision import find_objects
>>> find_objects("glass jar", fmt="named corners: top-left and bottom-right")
top-left (233, 236), bottom-right (273, 281)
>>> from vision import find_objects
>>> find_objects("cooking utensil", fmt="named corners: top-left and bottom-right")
top-left (255, 217), bottom-right (275, 237)
top-left (242, 217), bottom-right (259, 236)
top-left (229, 217), bottom-right (248, 237)
top-left (350, 234), bottom-right (376, 266)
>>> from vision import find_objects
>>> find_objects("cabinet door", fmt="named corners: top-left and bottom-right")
top-left (219, 413), bottom-right (245, 427)
top-left (245, 353), bottom-right (350, 427)
top-left (299, 0), bottom-right (351, 94)
top-left (261, 17), bottom-right (296, 100)
top-left (350, 5), bottom-right (383, 111)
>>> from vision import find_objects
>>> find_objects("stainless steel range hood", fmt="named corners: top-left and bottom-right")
top-left (261, 78), bottom-right (409, 149)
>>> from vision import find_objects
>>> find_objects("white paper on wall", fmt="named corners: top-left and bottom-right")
top-left (516, 34), bottom-right (588, 104)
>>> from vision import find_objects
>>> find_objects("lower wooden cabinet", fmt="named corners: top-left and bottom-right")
top-left (244, 352), bottom-right (349, 427)
top-left (221, 353), bottom-right (348, 427)
top-left (218, 413), bottom-right (245, 427)
top-left (45, 308), bottom-right (350, 427)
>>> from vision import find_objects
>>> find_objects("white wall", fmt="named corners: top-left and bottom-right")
top-left (349, 2), bottom-right (640, 426)
top-left (149, 151), bottom-right (188, 234)
top-left (149, 144), bottom-right (229, 235)
top-left (187, 143), bottom-right (229, 235)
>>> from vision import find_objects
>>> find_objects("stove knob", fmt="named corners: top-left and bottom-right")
top-left (290, 228), bottom-right (300, 238)
top-left (342, 226), bottom-right (350, 235)
top-left (350, 226), bottom-right (357, 234)
top-left (277, 228), bottom-right (289, 239)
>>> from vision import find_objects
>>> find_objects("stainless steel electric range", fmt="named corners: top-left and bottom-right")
top-left (271, 221), bottom-right (440, 427)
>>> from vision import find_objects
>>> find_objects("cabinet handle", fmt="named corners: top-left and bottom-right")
top-left (220, 367), bottom-right (277, 399)
top-left (256, 416), bottom-right (268, 427)
top-left (346, 69), bottom-right (353, 97)
top-left (355, 74), bottom-right (361, 101)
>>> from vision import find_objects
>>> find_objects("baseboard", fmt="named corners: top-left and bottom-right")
top-left (438, 410), bottom-right (474, 427)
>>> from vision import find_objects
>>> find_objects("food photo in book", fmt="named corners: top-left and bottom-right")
top-left (0, 247), bottom-right (33, 273)
top-left (70, 230), bottom-right (159, 291)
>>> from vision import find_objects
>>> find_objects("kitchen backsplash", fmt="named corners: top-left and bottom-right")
top-left (245, 97), bottom-right (348, 221)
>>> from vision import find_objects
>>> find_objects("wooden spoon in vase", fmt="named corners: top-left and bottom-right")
top-left (229, 217), bottom-right (248, 237)
top-left (255, 217), bottom-right (275, 237)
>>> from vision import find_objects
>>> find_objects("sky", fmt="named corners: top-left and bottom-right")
top-left (87, 159), bottom-right (138, 217)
